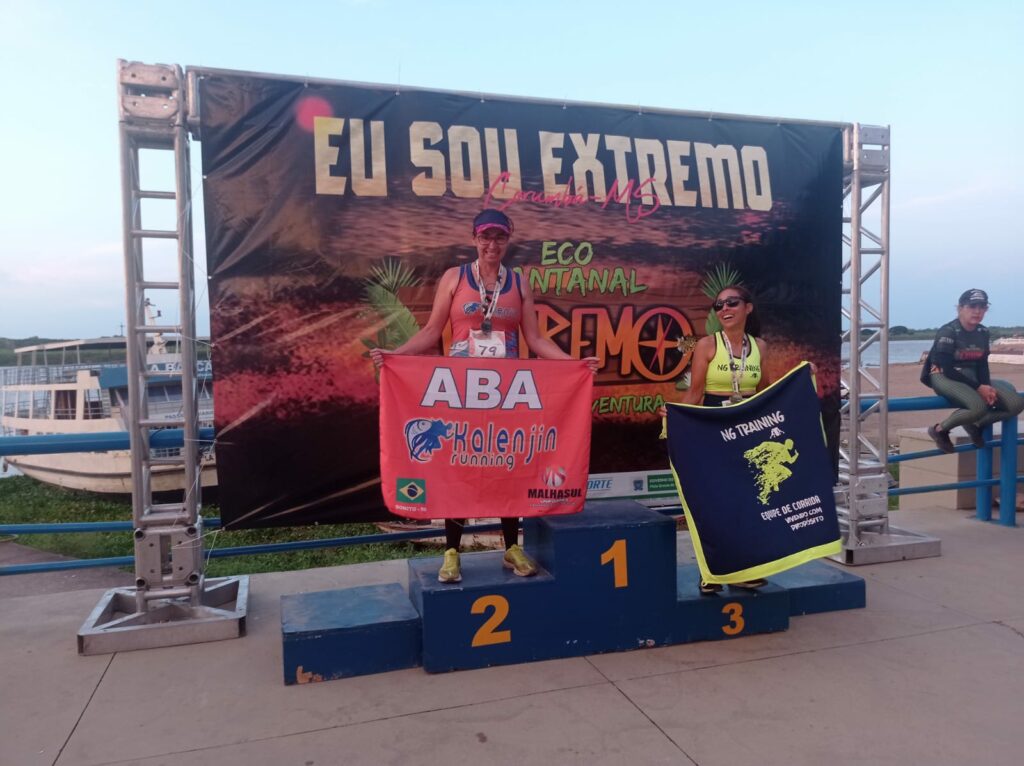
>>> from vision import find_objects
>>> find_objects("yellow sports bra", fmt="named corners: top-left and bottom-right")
top-left (705, 332), bottom-right (762, 396)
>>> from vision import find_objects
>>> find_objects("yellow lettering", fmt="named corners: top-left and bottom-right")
top-left (314, 117), bottom-right (346, 195)
top-left (538, 131), bottom-right (567, 194)
top-left (721, 602), bottom-right (745, 636)
top-left (471, 595), bottom-right (512, 647)
top-left (600, 539), bottom-right (629, 588)
top-left (410, 121), bottom-right (446, 196)
top-left (449, 125), bottom-right (484, 198)
top-left (667, 140), bottom-right (697, 207)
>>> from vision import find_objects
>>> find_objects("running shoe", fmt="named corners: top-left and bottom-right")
top-left (503, 544), bottom-right (538, 577)
top-left (437, 548), bottom-right (461, 583)
top-left (927, 424), bottom-right (955, 454)
top-left (962, 424), bottom-right (987, 450)
top-left (730, 578), bottom-right (767, 590)
top-left (699, 580), bottom-right (723, 596)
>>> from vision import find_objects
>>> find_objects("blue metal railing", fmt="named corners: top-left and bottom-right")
top-left (1, 393), bottom-right (1020, 576)
top-left (860, 394), bottom-right (1022, 526)
top-left (0, 428), bottom-right (214, 456)
top-left (0, 521), bottom-right (503, 576)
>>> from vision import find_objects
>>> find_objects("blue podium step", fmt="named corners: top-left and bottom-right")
top-left (672, 564), bottom-right (790, 643)
top-left (409, 551), bottom-right (559, 673)
top-left (281, 583), bottom-right (421, 684)
top-left (280, 502), bottom-right (867, 682)
top-left (767, 559), bottom-right (867, 615)
top-left (524, 500), bottom-right (677, 652)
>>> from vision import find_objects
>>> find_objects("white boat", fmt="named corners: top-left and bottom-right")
top-left (0, 335), bottom-right (216, 493)
top-left (990, 336), bottom-right (1024, 365)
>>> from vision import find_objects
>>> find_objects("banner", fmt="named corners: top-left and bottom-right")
top-left (379, 355), bottom-right (592, 518)
top-left (666, 364), bottom-right (841, 583)
top-left (199, 70), bottom-right (843, 527)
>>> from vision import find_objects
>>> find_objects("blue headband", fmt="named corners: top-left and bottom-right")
top-left (472, 209), bottom-right (513, 235)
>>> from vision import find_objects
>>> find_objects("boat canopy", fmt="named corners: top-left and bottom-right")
top-left (13, 337), bottom-right (211, 365)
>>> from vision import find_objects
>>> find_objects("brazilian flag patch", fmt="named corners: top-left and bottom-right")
top-left (397, 478), bottom-right (427, 504)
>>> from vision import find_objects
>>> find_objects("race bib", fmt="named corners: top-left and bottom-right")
top-left (468, 330), bottom-right (506, 358)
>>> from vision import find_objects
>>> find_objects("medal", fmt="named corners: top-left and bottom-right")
top-left (472, 260), bottom-right (505, 337)
top-left (722, 332), bottom-right (749, 404)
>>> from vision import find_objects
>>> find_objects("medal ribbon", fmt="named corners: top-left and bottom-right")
top-left (722, 332), bottom-right (748, 399)
top-left (472, 261), bottom-right (505, 331)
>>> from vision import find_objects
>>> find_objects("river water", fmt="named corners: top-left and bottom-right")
top-left (842, 339), bottom-right (932, 367)
top-left (0, 340), bottom-right (933, 482)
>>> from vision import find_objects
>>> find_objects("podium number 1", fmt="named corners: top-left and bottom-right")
top-left (471, 595), bottom-right (512, 647)
top-left (600, 539), bottom-right (629, 588)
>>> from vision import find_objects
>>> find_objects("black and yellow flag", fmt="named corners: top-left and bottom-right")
top-left (666, 364), bottom-right (841, 584)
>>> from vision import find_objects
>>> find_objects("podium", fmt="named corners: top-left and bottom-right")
top-left (281, 501), bottom-right (864, 683)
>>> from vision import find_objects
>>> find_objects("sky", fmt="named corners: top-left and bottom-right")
top-left (0, 0), bottom-right (1021, 339)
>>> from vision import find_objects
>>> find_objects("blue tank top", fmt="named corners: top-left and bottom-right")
top-left (448, 264), bottom-right (523, 357)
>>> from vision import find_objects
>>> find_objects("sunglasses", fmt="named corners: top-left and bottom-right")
top-left (476, 232), bottom-right (509, 244)
top-left (712, 297), bottom-right (745, 311)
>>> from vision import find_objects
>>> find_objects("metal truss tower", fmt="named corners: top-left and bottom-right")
top-left (78, 61), bottom-right (247, 654)
top-left (836, 124), bottom-right (940, 565)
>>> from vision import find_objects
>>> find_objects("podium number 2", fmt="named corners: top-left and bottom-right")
top-left (471, 595), bottom-right (511, 647)
top-left (721, 603), bottom-right (745, 636)
top-left (600, 539), bottom-right (629, 588)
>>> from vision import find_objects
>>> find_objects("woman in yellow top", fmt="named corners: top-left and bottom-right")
top-left (684, 284), bottom-right (770, 407)
top-left (661, 284), bottom-right (773, 594)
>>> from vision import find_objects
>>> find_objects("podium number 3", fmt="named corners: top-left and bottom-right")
top-left (471, 595), bottom-right (511, 647)
top-left (721, 603), bottom-right (745, 635)
top-left (600, 539), bottom-right (629, 588)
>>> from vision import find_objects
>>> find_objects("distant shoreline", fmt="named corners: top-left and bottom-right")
top-left (885, 326), bottom-right (1024, 341)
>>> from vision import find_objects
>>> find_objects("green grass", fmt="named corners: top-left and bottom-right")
top-left (888, 462), bottom-right (900, 510)
top-left (0, 476), bottom-right (437, 576)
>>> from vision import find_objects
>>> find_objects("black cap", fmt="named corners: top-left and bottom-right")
top-left (958, 288), bottom-right (989, 307)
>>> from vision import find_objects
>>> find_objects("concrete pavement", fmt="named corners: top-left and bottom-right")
top-left (2, 506), bottom-right (1022, 766)
top-left (0, 541), bottom-right (133, 598)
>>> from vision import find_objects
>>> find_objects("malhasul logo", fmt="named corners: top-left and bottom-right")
top-left (542, 466), bottom-right (567, 488)
top-left (535, 304), bottom-right (694, 383)
top-left (528, 464), bottom-right (582, 501)
top-left (528, 487), bottom-right (583, 500)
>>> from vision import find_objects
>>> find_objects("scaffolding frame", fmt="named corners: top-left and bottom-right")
top-left (835, 124), bottom-right (940, 565)
top-left (78, 61), bottom-right (246, 655)
top-left (81, 66), bottom-right (939, 650)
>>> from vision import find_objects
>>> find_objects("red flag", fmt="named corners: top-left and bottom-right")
top-left (380, 355), bottom-right (593, 519)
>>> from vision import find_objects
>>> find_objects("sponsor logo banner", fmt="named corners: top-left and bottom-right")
top-left (665, 364), bottom-right (841, 582)
top-left (380, 355), bottom-right (592, 518)
top-left (645, 474), bottom-right (676, 493)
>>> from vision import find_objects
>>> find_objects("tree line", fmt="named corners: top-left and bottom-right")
top-left (885, 326), bottom-right (1024, 340)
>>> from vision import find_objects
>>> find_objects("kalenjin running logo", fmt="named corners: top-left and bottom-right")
top-left (404, 419), bottom-right (453, 463)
